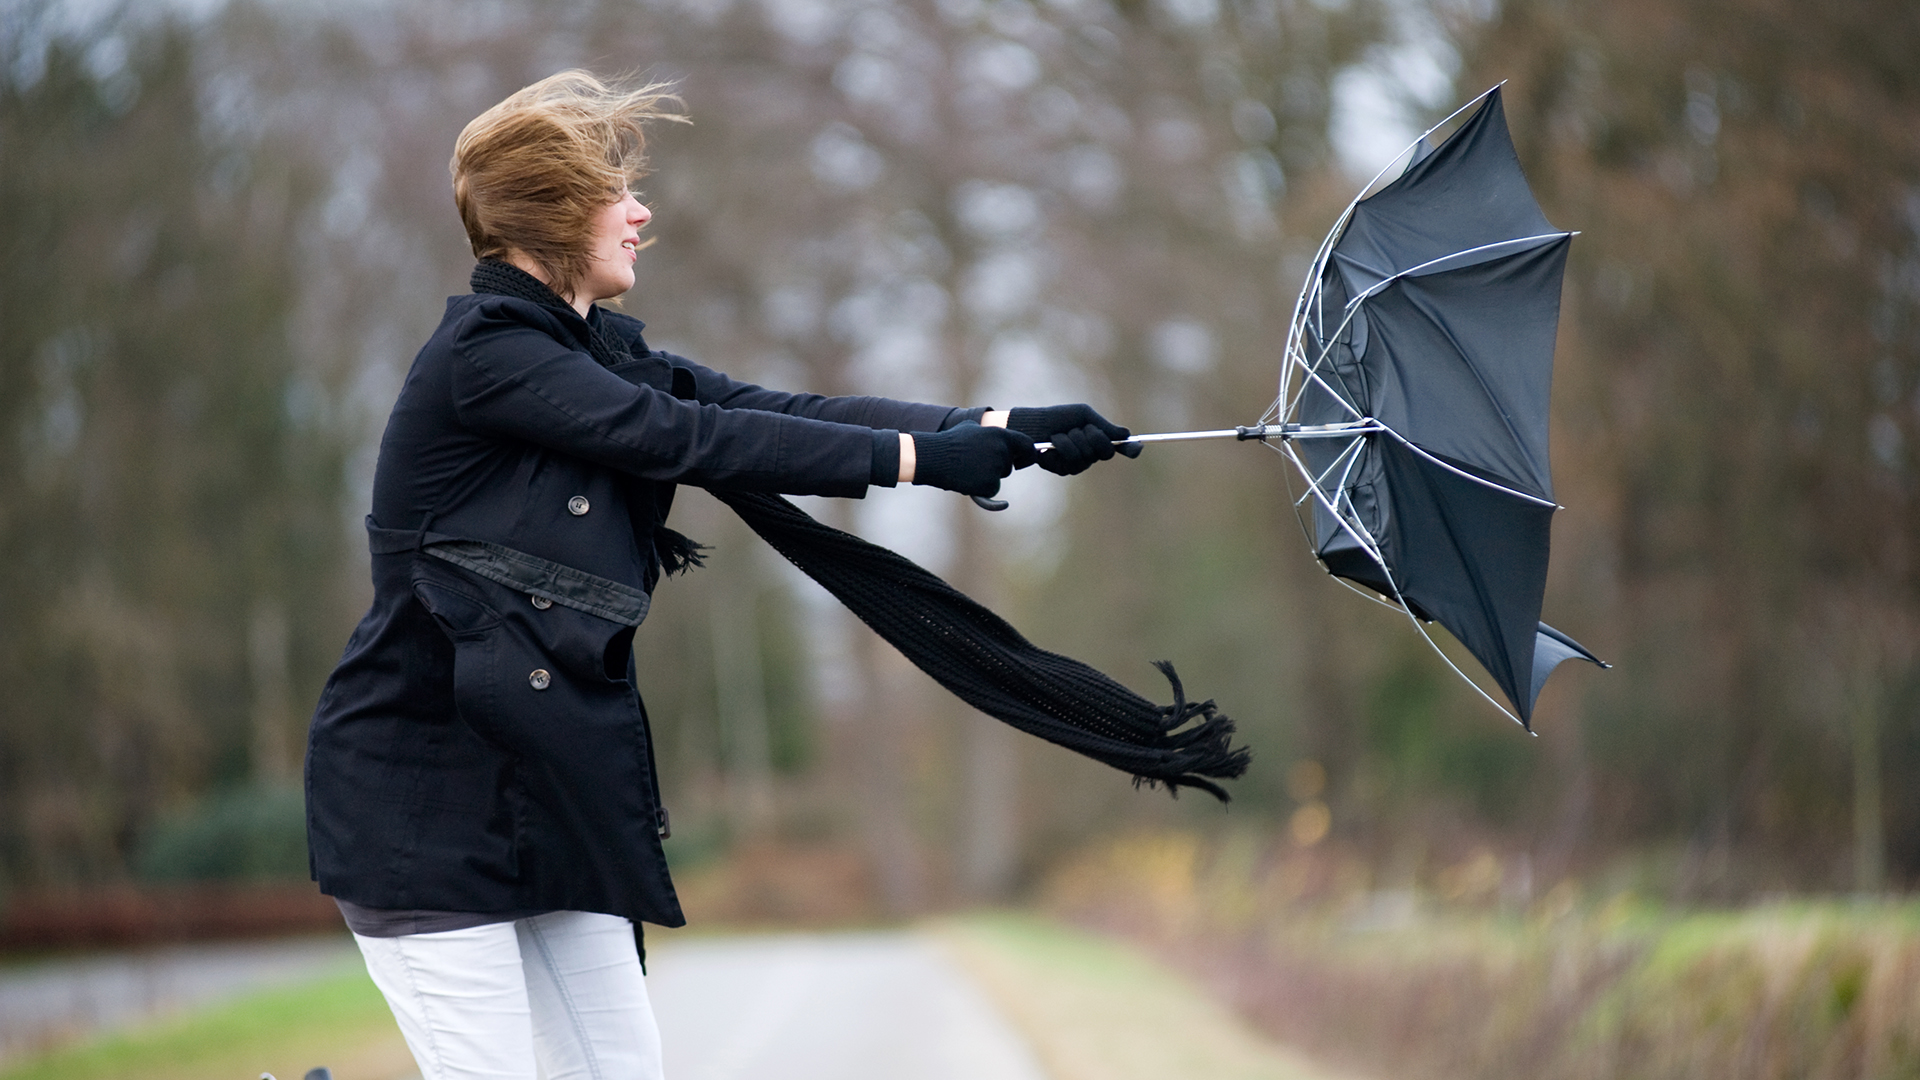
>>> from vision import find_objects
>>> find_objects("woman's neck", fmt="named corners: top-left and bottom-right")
top-left (504, 251), bottom-right (589, 317)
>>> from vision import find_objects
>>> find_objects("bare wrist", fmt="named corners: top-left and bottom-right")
top-left (981, 410), bottom-right (1009, 428)
top-left (898, 432), bottom-right (916, 483)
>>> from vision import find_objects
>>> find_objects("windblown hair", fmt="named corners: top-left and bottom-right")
top-left (451, 71), bottom-right (685, 302)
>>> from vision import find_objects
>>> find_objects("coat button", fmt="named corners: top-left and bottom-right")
top-left (567, 495), bottom-right (590, 516)
top-left (529, 669), bottom-right (552, 690)
top-left (530, 594), bottom-right (553, 610)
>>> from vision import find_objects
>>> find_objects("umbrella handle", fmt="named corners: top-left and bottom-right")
top-left (966, 425), bottom-right (1283, 511)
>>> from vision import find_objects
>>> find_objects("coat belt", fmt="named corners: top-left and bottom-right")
top-left (366, 518), bottom-right (652, 627)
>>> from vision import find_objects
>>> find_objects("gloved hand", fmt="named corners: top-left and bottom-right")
top-left (1005, 404), bottom-right (1142, 476)
top-left (911, 424), bottom-right (1038, 497)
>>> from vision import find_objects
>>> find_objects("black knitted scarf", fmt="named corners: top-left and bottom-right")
top-left (470, 259), bottom-right (1250, 800)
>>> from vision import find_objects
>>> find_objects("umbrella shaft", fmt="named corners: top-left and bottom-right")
top-left (1032, 421), bottom-right (1380, 452)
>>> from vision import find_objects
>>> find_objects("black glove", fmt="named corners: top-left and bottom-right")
top-left (1006, 404), bottom-right (1142, 476)
top-left (911, 424), bottom-right (1038, 497)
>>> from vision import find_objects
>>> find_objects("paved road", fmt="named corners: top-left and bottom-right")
top-left (649, 932), bottom-right (1048, 1080)
top-left (0, 934), bottom-right (362, 1064)
top-left (1, 930), bottom-right (1049, 1078)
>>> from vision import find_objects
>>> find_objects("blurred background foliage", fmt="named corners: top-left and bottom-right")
top-left (0, 0), bottom-right (1915, 913)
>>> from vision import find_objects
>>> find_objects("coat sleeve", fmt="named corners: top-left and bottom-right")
top-left (674, 354), bottom-right (978, 432)
top-left (598, 310), bottom-right (980, 432)
top-left (450, 298), bottom-right (880, 496)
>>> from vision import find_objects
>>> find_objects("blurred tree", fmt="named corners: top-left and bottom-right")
top-left (1455, 0), bottom-right (1920, 890)
top-left (0, 4), bottom-right (350, 887)
top-left (0, 0), bottom-right (1400, 898)
top-left (46, 0), bottom-right (1920, 906)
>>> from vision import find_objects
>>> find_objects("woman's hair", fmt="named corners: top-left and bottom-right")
top-left (452, 70), bottom-right (685, 301)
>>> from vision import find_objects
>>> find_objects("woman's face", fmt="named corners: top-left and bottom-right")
top-left (577, 190), bottom-right (652, 306)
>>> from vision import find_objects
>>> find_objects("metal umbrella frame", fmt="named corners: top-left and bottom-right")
top-left (1267, 83), bottom-right (1571, 729)
top-left (1026, 83), bottom-right (1606, 729)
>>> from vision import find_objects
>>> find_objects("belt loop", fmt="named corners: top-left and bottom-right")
top-left (413, 511), bottom-right (437, 552)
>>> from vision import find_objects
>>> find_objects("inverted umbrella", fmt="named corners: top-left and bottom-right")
top-left (1009, 85), bottom-right (1607, 729)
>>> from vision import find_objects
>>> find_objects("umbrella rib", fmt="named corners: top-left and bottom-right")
top-left (1289, 343), bottom-right (1366, 422)
top-left (1294, 437), bottom-right (1365, 506)
top-left (1284, 438), bottom-right (1528, 727)
top-left (1313, 485), bottom-right (1387, 569)
top-left (1283, 300), bottom-right (1376, 422)
top-left (1315, 444), bottom-right (1533, 728)
top-left (1390, 491), bottom-right (1537, 731)
top-left (1402, 610), bottom-right (1531, 729)
top-left (1275, 339), bottom-right (1355, 425)
top-left (1285, 288), bottom-right (1378, 424)
top-left (1375, 426), bottom-right (1558, 508)
top-left (1275, 438), bottom-right (1321, 560)
top-left (1280, 292), bottom-right (1344, 421)
top-left (1342, 233), bottom-right (1574, 313)
top-left (1280, 441), bottom-right (1389, 569)
top-left (1294, 236), bottom-right (1569, 426)
top-left (1282, 187), bottom-right (1368, 419)
top-left (1287, 205), bottom-right (1356, 355)
top-left (1395, 272), bottom-right (1560, 490)
top-left (1288, 232), bottom-right (1564, 423)
top-left (1349, 82), bottom-right (1508, 203)
top-left (1276, 442), bottom-right (1400, 613)
top-left (1329, 438), bottom-right (1367, 505)
top-left (1281, 83), bottom-right (1513, 430)
top-left (1328, 570), bottom-right (1411, 611)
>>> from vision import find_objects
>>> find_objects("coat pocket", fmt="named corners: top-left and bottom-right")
top-left (415, 559), bottom-right (635, 755)
top-left (411, 559), bottom-right (503, 639)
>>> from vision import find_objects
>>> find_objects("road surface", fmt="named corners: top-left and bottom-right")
top-left (649, 931), bottom-right (1048, 1080)
top-left (2, 922), bottom-right (1354, 1080)
top-left (0, 930), bottom-right (1046, 1079)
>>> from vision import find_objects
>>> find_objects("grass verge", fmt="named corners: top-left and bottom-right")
top-left (937, 910), bottom-right (1366, 1080)
top-left (1044, 830), bottom-right (1920, 1080)
top-left (0, 963), bottom-right (413, 1080)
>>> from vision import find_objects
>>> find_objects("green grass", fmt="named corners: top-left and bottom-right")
top-left (0, 962), bottom-right (412, 1080)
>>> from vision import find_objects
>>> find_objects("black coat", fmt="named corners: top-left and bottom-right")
top-left (305, 292), bottom-right (966, 927)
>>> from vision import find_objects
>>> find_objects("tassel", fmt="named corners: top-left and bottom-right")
top-left (712, 489), bottom-right (1251, 801)
top-left (653, 527), bottom-right (708, 577)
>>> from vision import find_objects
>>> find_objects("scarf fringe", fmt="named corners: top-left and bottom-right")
top-left (714, 489), bottom-right (1251, 801)
top-left (655, 527), bottom-right (708, 577)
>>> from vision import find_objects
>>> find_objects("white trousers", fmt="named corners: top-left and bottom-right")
top-left (353, 910), bottom-right (664, 1080)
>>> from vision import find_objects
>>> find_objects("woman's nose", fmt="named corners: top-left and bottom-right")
top-left (630, 198), bottom-right (652, 226)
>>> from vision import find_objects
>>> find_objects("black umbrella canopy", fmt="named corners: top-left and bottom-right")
top-left (1287, 87), bottom-right (1606, 728)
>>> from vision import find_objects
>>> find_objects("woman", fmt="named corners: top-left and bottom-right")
top-left (304, 70), bottom-right (1135, 1079)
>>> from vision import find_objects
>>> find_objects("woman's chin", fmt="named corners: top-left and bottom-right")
top-left (591, 275), bottom-right (636, 305)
